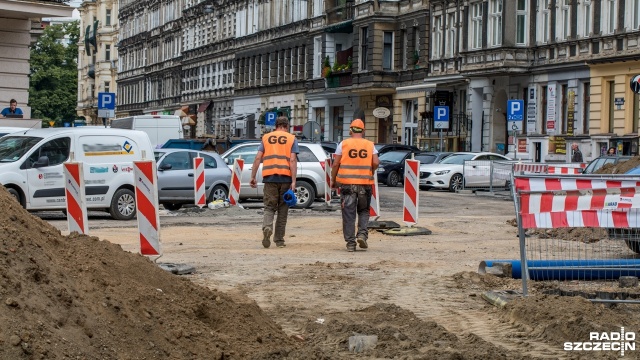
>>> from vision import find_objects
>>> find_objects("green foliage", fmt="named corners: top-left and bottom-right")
top-left (29, 21), bottom-right (80, 123)
top-left (323, 56), bottom-right (331, 69)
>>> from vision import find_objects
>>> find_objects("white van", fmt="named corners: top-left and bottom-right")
top-left (0, 127), bottom-right (30, 137)
top-left (0, 128), bottom-right (155, 220)
top-left (110, 115), bottom-right (183, 148)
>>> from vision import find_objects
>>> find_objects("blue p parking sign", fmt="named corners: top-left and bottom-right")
top-left (265, 112), bottom-right (277, 126)
top-left (433, 106), bottom-right (449, 129)
top-left (507, 100), bottom-right (524, 131)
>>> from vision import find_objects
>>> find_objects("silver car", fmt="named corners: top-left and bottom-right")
top-left (221, 141), bottom-right (328, 208)
top-left (155, 149), bottom-right (231, 211)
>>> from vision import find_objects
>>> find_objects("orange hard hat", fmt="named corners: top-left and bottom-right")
top-left (350, 119), bottom-right (365, 130)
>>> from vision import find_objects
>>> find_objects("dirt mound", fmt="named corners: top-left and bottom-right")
top-left (294, 303), bottom-right (527, 359)
top-left (0, 188), bottom-right (298, 359)
top-left (595, 156), bottom-right (640, 174)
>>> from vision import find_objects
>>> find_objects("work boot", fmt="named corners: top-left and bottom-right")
top-left (262, 227), bottom-right (272, 248)
top-left (357, 236), bottom-right (368, 250)
top-left (276, 242), bottom-right (286, 248)
top-left (346, 243), bottom-right (356, 252)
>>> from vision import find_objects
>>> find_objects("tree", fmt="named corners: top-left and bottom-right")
top-left (29, 21), bottom-right (79, 125)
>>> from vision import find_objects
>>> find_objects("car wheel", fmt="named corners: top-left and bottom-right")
top-left (163, 203), bottom-right (182, 211)
top-left (386, 171), bottom-right (400, 187)
top-left (449, 174), bottom-right (464, 192)
top-left (295, 180), bottom-right (315, 208)
top-left (109, 188), bottom-right (136, 220)
top-left (208, 184), bottom-right (228, 202)
top-left (7, 188), bottom-right (23, 207)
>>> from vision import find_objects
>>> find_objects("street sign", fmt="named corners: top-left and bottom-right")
top-left (98, 92), bottom-right (116, 118)
top-left (433, 106), bottom-right (449, 129)
top-left (507, 99), bottom-right (524, 131)
top-left (265, 112), bottom-right (277, 126)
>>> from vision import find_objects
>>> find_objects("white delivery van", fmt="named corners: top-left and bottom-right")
top-left (110, 115), bottom-right (183, 148)
top-left (0, 127), bottom-right (155, 220)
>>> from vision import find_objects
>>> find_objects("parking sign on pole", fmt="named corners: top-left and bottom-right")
top-left (507, 100), bottom-right (524, 132)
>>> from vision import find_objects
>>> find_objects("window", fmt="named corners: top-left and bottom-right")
top-left (401, 29), bottom-right (407, 70)
top-left (608, 81), bottom-right (615, 133)
top-left (225, 144), bottom-right (258, 164)
top-left (297, 146), bottom-right (319, 162)
top-left (516, 0), bottom-right (526, 44)
top-left (540, 0), bottom-right (550, 43)
top-left (360, 27), bottom-right (368, 71)
top-left (27, 138), bottom-right (70, 168)
top-left (106, 9), bottom-right (112, 26)
top-left (433, 16), bottom-right (442, 59)
top-left (581, 0), bottom-right (592, 37)
top-left (583, 82), bottom-right (590, 134)
top-left (200, 153), bottom-right (217, 168)
top-left (383, 31), bottom-right (393, 70)
top-left (446, 13), bottom-right (457, 57)
top-left (489, 0), bottom-right (502, 46)
top-left (634, 0), bottom-right (640, 30)
top-left (162, 152), bottom-right (192, 170)
top-left (104, 81), bottom-right (110, 93)
top-left (561, 0), bottom-right (570, 40)
top-left (105, 44), bottom-right (111, 61)
top-left (471, 2), bottom-right (483, 49)
top-left (605, 0), bottom-right (616, 34)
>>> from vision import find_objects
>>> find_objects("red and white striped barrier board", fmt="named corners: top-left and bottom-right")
top-left (521, 209), bottom-right (640, 229)
top-left (63, 162), bottom-right (88, 234)
top-left (403, 159), bottom-right (420, 226)
top-left (513, 163), bottom-right (548, 174)
top-left (519, 187), bottom-right (640, 215)
top-left (332, 154), bottom-right (340, 196)
top-left (134, 160), bottom-right (161, 256)
top-left (229, 158), bottom-right (244, 206)
top-left (547, 166), bottom-right (583, 174)
top-left (515, 177), bottom-right (640, 193)
top-left (193, 156), bottom-right (206, 208)
top-left (369, 175), bottom-right (380, 220)
top-left (324, 158), bottom-right (331, 204)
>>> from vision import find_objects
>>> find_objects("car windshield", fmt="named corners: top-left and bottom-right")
top-left (439, 153), bottom-right (475, 165)
top-left (0, 136), bottom-right (42, 163)
top-left (379, 151), bottom-right (409, 163)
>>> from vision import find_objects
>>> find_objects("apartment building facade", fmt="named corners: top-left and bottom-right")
top-left (77, 0), bottom-right (118, 125)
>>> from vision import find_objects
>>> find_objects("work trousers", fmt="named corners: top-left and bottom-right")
top-left (263, 182), bottom-right (291, 243)
top-left (340, 184), bottom-right (372, 245)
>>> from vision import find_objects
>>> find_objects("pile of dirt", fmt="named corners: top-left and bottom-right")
top-left (0, 187), bottom-right (299, 359)
top-left (595, 156), bottom-right (640, 174)
top-left (507, 218), bottom-right (608, 242)
top-left (294, 303), bottom-right (527, 359)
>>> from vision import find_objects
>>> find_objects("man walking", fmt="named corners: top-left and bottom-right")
top-left (571, 143), bottom-right (583, 163)
top-left (331, 119), bottom-right (379, 252)
top-left (250, 116), bottom-right (299, 248)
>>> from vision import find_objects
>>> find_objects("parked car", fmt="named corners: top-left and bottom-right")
top-left (221, 142), bottom-right (328, 208)
top-left (583, 155), bottom-right (633, 174)
top-left (155, 149), bottom-right (231, 211)
top-left (375, 143), bottom-right (420, 155)
top-left (419, 152), bottom-right (511, 192)
top-left (414, 152), bottom-right (452, 165)
top-left (377, 150), bottom-right (427, 186)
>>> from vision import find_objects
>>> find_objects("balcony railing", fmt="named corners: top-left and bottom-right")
top-left (326, 0), bottom-right (354, 24)
top-left (326, 70), bottom-right (352, 88)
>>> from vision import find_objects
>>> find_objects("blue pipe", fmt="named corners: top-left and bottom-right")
top-left (480, 259), bottom-right (640, 280)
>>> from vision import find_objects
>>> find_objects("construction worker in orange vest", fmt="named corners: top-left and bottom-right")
top-left (250, 116), bottom-right (299, 248)
top-left (330, 119), bottom-right (380, 252)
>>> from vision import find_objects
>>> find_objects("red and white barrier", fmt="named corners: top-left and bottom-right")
top-left (229, 158), bottom-right (244, 206)
top-left (193, 156), bottom-right (206, 208)
top-left (134, 160), bottom-right (161, 256)
top-left (519, 187), bottom-right (640, 214)
top-left (332, 154), bottom-right (340, 196)
top-left (513, 163), bottom-right (548, 173)
top-left (521, 209), bottom-right (640, 229)
top-left (403, 159), bottom-right (420, 226)
top-left (63, 162), bottom-right (88, 234)
top-left (369, 175), bottom-right (380, 221)
top-left (547, 166), bottom-right (583, 174)
top-left (324, 158), bottom-right (332, 205)
top-left (515, 177), bottom-right (640, 193)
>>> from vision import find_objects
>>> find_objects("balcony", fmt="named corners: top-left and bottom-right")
top-left (326, 0), bottom-right (354, 25)
top-left (326, 70), bottom-right (352, 88)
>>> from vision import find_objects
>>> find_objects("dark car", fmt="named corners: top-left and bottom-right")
top-left (375, 143), bottom-right (420, 156)
top-left (376, 150), bottom-right (425, 186)
top-left (414, 152), bottom-right (452, 165)
top-left (582, 155), bottom-right (633, 174)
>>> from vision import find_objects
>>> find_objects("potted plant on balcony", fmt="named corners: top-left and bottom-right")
top-left (322, 56), bottom-right (332, 78)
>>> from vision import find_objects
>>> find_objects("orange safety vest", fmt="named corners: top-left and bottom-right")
top-left (261, 130), bottom-right (295, 177)
top-left (336, 138), bottom-right (374, 185)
